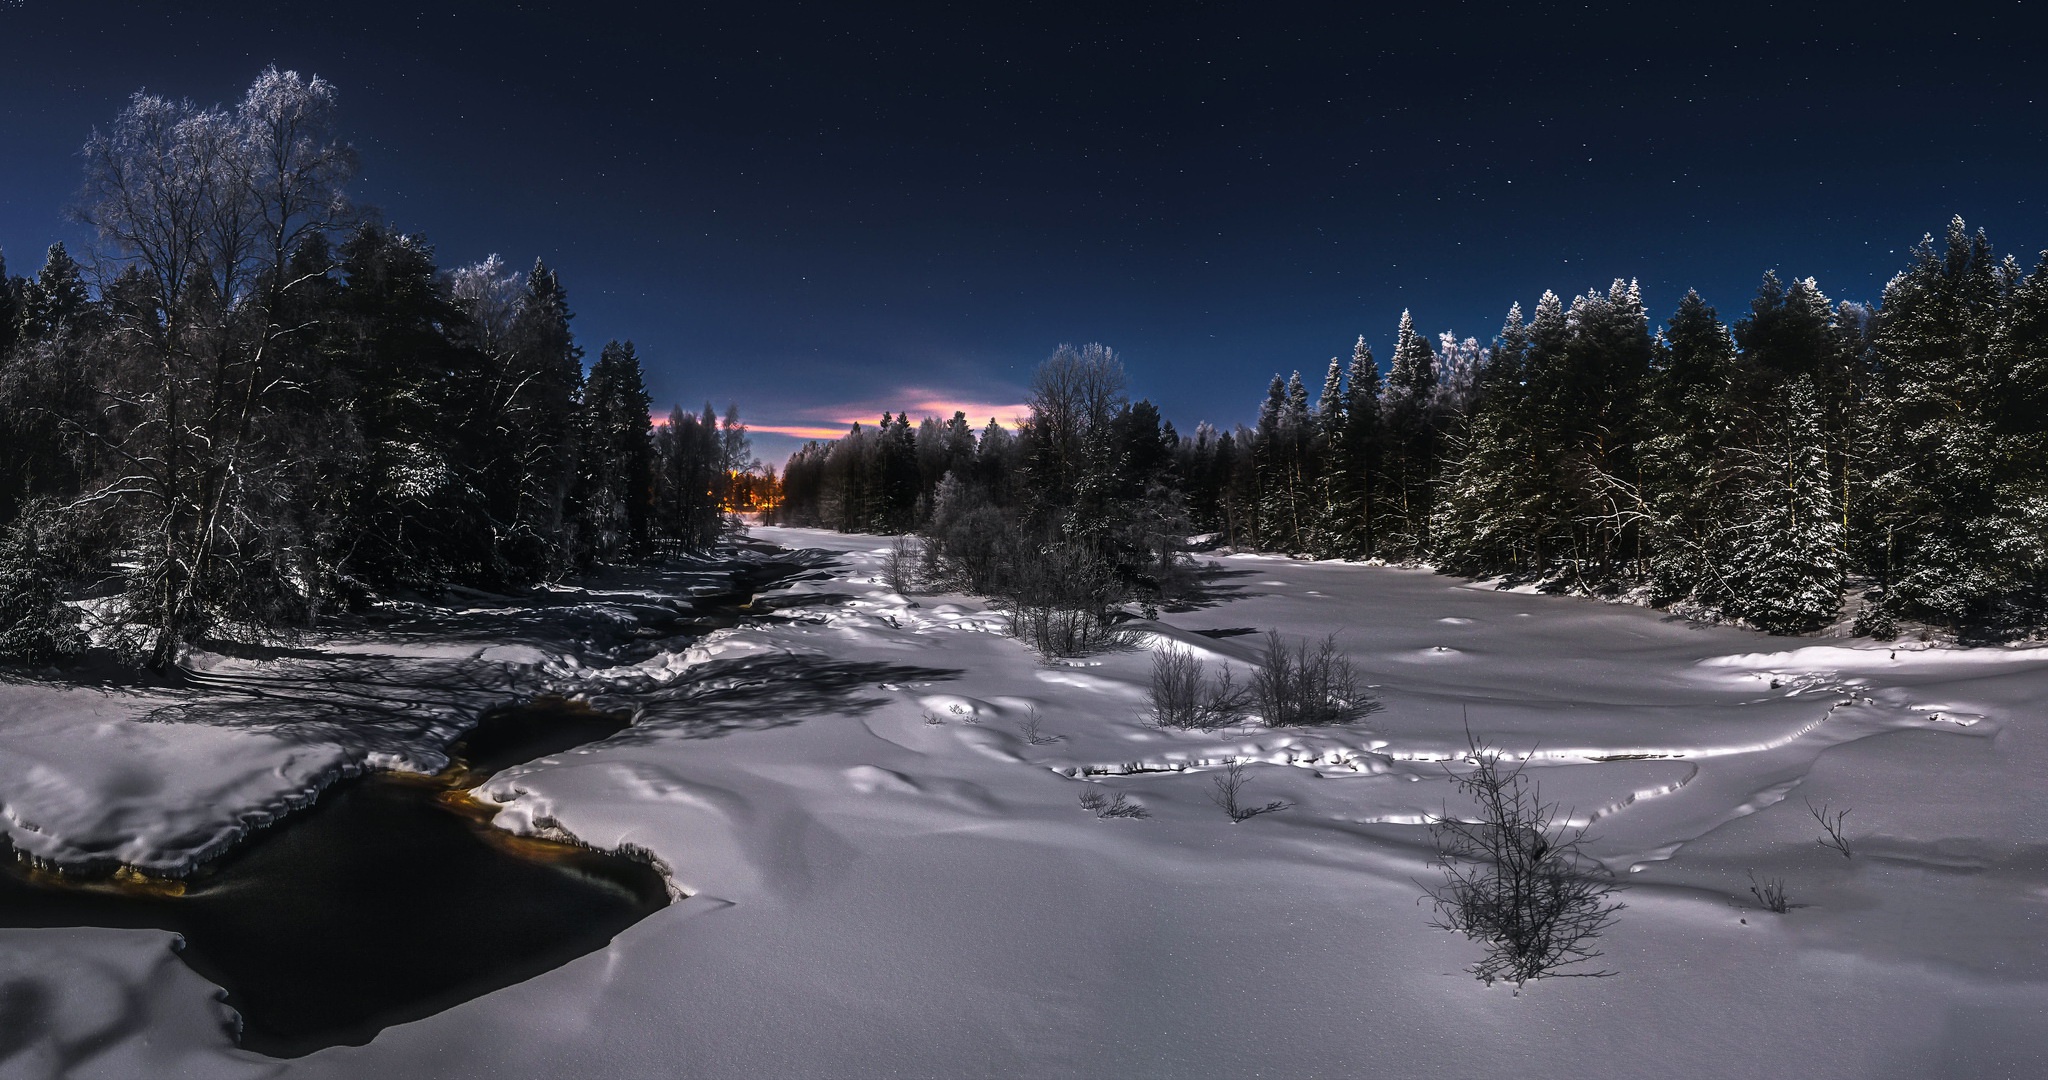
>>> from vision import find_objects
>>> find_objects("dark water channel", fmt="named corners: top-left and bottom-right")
top-left (0, 699), bottom-right (671, 1058)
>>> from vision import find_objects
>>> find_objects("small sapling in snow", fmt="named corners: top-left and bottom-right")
top-left (1016, 706), bottom-right (1062, 744)
top-left (1808, 799), bottom-right (1853, 858)
top-left (1747, 869), bottom-right (1790, 913)
top-left (1209, 760), bottom-right (1288, 822)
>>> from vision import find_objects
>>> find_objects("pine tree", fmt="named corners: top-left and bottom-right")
top-left (1339, 335), bottom-right (1383, 557)
top-left (0, 250), bottom-right (19, 363)
top-left (1432, 305), bottom-right (1549, 578)
top-left (1381, 310), bottom-right (1439, 557)
top-left (489, 260), bottom-right (584, 578)
top-left (1639, 290), bottom-right (1739, 605)
top-left (1863, 217), bottom-right (2011, 628)
top-left (577, 340), bottom-right (655, 562)
top-left (1722, 376), bottom-right (1845, 634)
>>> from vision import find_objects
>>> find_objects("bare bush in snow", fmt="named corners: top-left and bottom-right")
top-left (1748, 869), bottom-right (1790, 913)
top-left (884, 536), bottom-right (920, 594)
top-left (1149, 646), bottom-right (1250, 730)
top-left (1209, 760), bottom-right (1288, 822)
top-left (1079, 788), bottom-right (1150, 820)
top-left (1423, 729), bottom-right (1623, 986)
top-left (1015, 706), bottom-right (1062, 745)
top-left (1808, 799), bottom-right (1853, 858)
top-left (1252, 632), bottom-right (1374, 726)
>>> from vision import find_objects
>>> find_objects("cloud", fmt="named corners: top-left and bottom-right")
top-left (730, 385), bottom-right (1032, 444)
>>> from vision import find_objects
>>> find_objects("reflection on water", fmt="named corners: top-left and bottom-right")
top-left (0, 700), bottom-right (670, 1058)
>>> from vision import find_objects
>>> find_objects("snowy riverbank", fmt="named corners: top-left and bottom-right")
top-left (3, 526), bottom-right (2045, 1077)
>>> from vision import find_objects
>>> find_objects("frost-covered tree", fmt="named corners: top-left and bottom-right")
top-left (1337, 335), bottom-right (1384, 557)
top-left (1380, 309), bottom-right (1439, 557)
top-left (73, 66), bottom-right (356, 665)
top-left (0, 499), bottom-right (85, 664)
top-left (1861, 217), bottom-right (2020, 628)
top-left (1638, 290), bottom-right (1740, 605)
top-left (1721, 377), bottom-right (1845, 634)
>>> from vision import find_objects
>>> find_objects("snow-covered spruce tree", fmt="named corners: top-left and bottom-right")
top-left (327, 226), bottom-right (490, 591)
top-left (1337, 334), bottom-right (1383, 558)
top-left (1720, 376), bottom-right (1845, 634)
top-left (0, 243), bottom-right (101, 530)
top-left (576, 340), bottom-right (655, 563)
top-left (1250, 371), bottom-right (1314, 552)
top-left (482, 261), bottom-right (584, 579)
top-left (1638, 290), bottom-right (1741, 608)
top-left (1307, 355), bottom-right (1348, 555)
top-left (0, 498), bottom-right (86, 665)
top-left (1379, 309), bottom-right (1439, 559)
top-left (1545, 281), bottom-right (1654, 589)
top-left (0, 249), bottom-right (18, 362)
top-left (1433, 305), bottom-right (1537, 577)
top-left (653, 404), bottom-right (727, 551)
top-left (1860, 218), bottom-right (2021, 630)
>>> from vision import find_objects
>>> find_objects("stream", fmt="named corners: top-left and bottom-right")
top-left (0, 699), bottom-right (669, 1058)
top-left (0, 551), bottom-right (820, 1057)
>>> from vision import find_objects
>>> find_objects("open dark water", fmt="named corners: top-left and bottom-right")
top-left (0, 700), bottom-right (671, 1058)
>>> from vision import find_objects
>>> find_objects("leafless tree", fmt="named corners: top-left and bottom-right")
top-left (1015, 706), bottom-right (1061, 745)
top-left (1028, 343), bottom-right (1126, 499)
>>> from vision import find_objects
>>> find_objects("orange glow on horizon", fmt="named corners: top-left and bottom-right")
top-left (749, 423), bottom-right (863, 439)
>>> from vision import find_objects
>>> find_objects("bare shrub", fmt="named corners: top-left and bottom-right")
top-left (1008, 603), bottom-right (1134, 657)
top-left (1808, 799), bottom-right (1852, 858)
top-left (999, 536), bottom-right (1138, 657)
top-left (1016, 706), bottom-right (1062, 745)
top-left (1152, 646), bottom-right (1204, 726)
top-left (1150, 647), bottom-right (1251, 730)
top-left (1079, 788), bottom-right (1150, 820)
top-left (1423, 729), bottom-right (1624, 986)
top-left (1209, 760), bottom-right (1288, 822)
top-left (884, 536), bottom-right (919, 594)
top-left (1747, 869), bottom-right (1789, 913)
top-left (1252, 632), bottom-right (1374, 726)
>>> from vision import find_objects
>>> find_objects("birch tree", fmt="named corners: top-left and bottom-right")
top-left (75, 66), bottom-right (355, 666)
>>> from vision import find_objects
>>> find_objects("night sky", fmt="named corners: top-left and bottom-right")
top-left (1, 2), bottom-right (2042, 463)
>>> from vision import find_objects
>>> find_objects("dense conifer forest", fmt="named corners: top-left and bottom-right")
top-left (4, 68), bottom-right (2045, 671)
top-left (0, 69), bottom-right (751, 668)
top-left (776, 218), bottom-right (2048, 644)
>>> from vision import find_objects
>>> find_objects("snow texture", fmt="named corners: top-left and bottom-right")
top-left (2, 527), bottom-right (2045, 1077)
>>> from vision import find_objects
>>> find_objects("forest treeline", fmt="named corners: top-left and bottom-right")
top-left (0, 68), bottom-right (752, 668)
top-left (776, 216), bottom-right (2048, 644)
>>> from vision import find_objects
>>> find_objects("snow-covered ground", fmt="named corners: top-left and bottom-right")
top-left (3, 526), bottom-right (2045, 1078)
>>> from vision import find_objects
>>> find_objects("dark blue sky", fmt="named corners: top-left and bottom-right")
top-left (2, 2), bottom-right (2043, 463)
